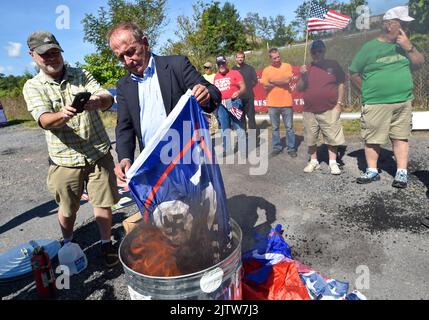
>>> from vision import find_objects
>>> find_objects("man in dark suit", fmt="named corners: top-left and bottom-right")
top-left (108, 22), bottom-right (221, 183)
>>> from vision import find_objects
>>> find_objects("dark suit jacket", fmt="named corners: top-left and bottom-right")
top-left (115, 55), bottom-right (221, 162)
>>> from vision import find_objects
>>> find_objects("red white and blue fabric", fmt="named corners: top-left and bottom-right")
top-left (126, 91), bottom-right (232, 251)
top-left (307, 1), bottom-right (351, 32)
top-left (242, 224), bottom-right (367, 300)
top-left (222, 98), bottom-right (244, 121)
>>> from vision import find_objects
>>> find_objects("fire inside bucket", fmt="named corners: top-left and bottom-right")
top-left (119, 218), bottom-right (243, 300)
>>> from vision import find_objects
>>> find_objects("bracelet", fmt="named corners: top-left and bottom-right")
top-left (337, 101), bottom-right (344, 106)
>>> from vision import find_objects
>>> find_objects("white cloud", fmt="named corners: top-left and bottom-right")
top-left (0, 65), bottom-right (13, 74)
top-left (6, 42), bottom-right (22, 58)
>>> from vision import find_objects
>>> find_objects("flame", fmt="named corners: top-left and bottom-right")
top-left (126, 225), bottom-right (183, 277)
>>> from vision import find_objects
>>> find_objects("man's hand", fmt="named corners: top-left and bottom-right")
top-left (397, 29), bottom-right (412, 51)
top-left (84, 95), bottom-right (102, 112)
top-left (300, 65), bottom-right (308, 74)
top-left (115, 159), bottom-right (132, 183)
top-left (231, 91), bottom-right (240, 99)
top-left (62, 104), bottom-right (77, 120)
top-left (192, 84), bottom-right (210, 106)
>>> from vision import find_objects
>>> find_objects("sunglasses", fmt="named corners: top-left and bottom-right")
top-left (204, 66), bottom-right (212, 69)
top-left (311, 49), bottom-right (324, 54)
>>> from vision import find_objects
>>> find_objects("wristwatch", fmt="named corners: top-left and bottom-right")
top-left (337, 101), bottom-right (344, 106)
top-left (406, 45), bottom-right (414, 53)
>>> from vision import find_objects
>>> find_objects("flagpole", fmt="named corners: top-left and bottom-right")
top-left (303, 28), bottom-right (309, 65)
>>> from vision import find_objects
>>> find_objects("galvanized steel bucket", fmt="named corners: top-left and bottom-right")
top-left (119, 219), bottom-right (243, 300)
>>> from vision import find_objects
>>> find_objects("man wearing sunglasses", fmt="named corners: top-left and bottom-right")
top-left (202, 62), bottom-right (215, 84)
top-left (297, 40), bottom-right (346, 175)
top-left (349, 6), bottom-right (425, 188)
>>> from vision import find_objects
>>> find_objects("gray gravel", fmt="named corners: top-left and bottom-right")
top-left (1, 123), bottom-right (428, 300)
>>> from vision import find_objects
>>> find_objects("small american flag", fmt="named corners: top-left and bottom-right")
top-left (307, 2), bottom-right (351, 32)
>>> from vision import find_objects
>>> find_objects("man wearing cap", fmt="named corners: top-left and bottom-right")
top-left (232, 51), bottom-right (258, 130)
top-left (203, 62), bottom-right (215, 84)
top-left (261, 48), bottom-right (297, 157)
top-left (23, 31), bottom-right (121, 267)
top-left (108, 22), bottom-right (220, 180)
top-left (349, 6), bottom-right (425, 188)
top-left (297, 40), bottom-right (346, 175)
top-left (214, 55), bottom-right (247, 156)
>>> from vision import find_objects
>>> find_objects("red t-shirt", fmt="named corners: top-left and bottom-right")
top-left (303, 59), bottom-right (345, 113)
top-left (214, 70), bottom-right (243, 100)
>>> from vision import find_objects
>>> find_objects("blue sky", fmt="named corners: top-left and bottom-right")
top-left (0, 0), bottom-right (407, 76)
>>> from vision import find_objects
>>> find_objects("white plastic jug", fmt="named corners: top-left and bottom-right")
top-left (57, 243), bottom-right (88, 275)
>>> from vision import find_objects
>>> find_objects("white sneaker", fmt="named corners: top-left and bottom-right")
top-left (304, 161), bottom-right (320, 173)
top-left (330, 163), bottom-right (341, 175)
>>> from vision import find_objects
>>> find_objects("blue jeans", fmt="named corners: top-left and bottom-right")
top-left (268, 107), bottom-right (296, 152)
top-left (217, 104), bottom-right (246, 154)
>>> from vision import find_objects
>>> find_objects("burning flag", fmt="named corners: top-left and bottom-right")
top-left (126, 90), bottom-right (232, 267)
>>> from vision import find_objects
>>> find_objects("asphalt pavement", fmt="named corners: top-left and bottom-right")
top-left (0, 123), bottom-right (428, 300)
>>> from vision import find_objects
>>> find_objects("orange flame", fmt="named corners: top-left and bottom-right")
top-left (126, 226), bottom-right (183, 277)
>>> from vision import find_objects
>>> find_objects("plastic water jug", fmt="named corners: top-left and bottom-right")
top-left (57, 243), bottom-right (88, 275)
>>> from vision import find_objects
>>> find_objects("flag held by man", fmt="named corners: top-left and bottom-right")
top-left (307, 1), bottom-right (351, 32)
top-left (126, 91), bottom-right (233, 261)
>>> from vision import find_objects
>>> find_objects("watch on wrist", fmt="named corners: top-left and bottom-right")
top-left (406, 45), bottom-right (414, 53)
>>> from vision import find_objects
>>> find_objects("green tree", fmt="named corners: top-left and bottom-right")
top-left (270, 15), bottom-right (295, 47)
top-left (409, 0), bottom-right (429, 35)
top-left (163, 1), bottom-right (248, 64)
top-left (81, 0), bottom-right (167, 85)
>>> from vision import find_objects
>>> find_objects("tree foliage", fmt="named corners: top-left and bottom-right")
top-left (409, 0), bottom-right (429, 36)
top-left (81, 0), bottom-right (167, 85)
top-left (0, 73), bottom-right (33, 97)
top-left (163, 1), bottom-right (249, 67)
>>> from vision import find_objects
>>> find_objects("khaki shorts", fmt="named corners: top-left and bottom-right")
top-left (47, 152), bottom-right (120, 218)
top-left (303, 108), bottom-right (345, 147)
top-left (361, 101), bottom-right (412, 144)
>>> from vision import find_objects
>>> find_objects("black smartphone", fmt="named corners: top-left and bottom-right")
top-left (72, 92), bottom-right (91, 113)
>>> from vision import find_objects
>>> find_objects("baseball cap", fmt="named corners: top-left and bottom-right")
top-left (383, 6), bottom-right (415, 22)
top-left (27, 31), bottom-right (63, 55)
top-left (310, 40), bottom-right (325, 52)
top-left (216, 55), bottom-right (227, 65)
top-left (203, 62), bottom-right (213, 68)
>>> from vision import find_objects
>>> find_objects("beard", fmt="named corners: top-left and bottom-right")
top-left (36, 60), bottom-right (64, 77)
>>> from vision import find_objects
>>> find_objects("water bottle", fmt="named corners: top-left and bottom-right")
top-left (58, 243), bottom-right (88, 275)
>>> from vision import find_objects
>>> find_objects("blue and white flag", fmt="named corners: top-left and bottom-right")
top-left (126, 90), bottom-right (232, 260)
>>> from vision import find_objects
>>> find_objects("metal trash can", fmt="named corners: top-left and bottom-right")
top-left (119, 219), bottom-right (243, 300)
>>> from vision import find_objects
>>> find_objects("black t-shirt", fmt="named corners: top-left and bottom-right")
top-left (232, 63), bottom-right (258, 99)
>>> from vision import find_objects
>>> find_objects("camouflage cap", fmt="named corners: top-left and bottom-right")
top-left (27, 31), bottom-right (63, 54)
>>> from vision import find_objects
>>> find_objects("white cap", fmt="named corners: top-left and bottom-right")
top-left (383, 6), bottom-right (414, 22)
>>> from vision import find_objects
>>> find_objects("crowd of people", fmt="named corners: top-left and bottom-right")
top-left (21, 5), bottom-right (427, 269)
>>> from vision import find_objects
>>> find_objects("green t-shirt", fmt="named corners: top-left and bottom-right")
top-left (349, 38), bottom-right (414, 105)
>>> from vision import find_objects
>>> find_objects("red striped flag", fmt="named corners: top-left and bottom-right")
top-left (307, 2), bottom-right (351, 32)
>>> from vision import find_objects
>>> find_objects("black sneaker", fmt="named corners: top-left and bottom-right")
top-left (271, 149), bottom-right (282, 156)
top-left (356, 170), bottom-right (380, 184)
top-left (288, 150), bottom-right (297, 158)
top-left (101, 242), bottom-right (120, 268)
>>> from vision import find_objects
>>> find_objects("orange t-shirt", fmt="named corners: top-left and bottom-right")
top-left (260, 63), bottom-right (293, 107)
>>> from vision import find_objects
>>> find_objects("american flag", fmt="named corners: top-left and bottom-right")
top-left (307, 2), bottom-right (351, 32)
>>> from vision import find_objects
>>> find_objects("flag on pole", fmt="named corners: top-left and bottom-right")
top-left (307, 2), bottom-right (351, 32)
top-left (126, 90), bottom-right (233, 262)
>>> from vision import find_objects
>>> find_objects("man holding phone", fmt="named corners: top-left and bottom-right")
top-left (23, 31), bottom-right (121, 267)
top-left (349, 6), bottom-right (425, 188)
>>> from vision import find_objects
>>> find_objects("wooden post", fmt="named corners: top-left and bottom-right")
top-left (303, 28), bottom-right (310, 65)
